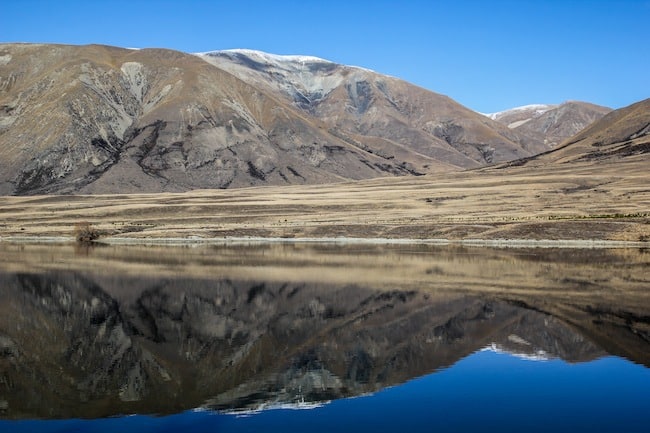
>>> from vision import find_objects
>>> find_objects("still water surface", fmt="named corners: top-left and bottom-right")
top-left (0, 243), bottom-right (648, 432)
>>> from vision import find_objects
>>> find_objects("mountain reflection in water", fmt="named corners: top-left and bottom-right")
top-left (0, 243), bottom-right (648, 424)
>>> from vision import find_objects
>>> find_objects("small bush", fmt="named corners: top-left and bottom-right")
top-left (74, 221), bottom-right (100, 243)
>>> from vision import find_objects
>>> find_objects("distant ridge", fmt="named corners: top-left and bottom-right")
top-left (499, 98), bottom-right (649, 167)
top-left (540, 98), bottom-right (650, 163)
top-left (486, 101), bottom-right (611, 147)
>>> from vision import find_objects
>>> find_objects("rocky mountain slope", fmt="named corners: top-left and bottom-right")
top-left (199, 50), bottom-right (547, 163)
top-left (487, 101), bottom-right (611, 147)
top-left (505, 98), bottom-right (650, 166)
top-left (0, 43), bottom-right (542, 195)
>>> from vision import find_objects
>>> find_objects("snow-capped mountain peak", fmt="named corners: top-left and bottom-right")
top-left (196, 49), bottom-right (365, 109)
top-left (198, 48), bottom-right (334, 66)
top-left (484, 104), bottom-right (556, 124)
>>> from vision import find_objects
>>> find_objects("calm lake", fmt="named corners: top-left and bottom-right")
top-left (0, 243), bottom-right (648, 432)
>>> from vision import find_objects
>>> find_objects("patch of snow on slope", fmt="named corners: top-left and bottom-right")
top-left (219, 48), bottom-right (332, 65)
top-left (485, 104), bottom-right (555, 120)
top-left (211, 49), bottom-right (378, 73)
top-left (195, 49), bottom-right (375, 105)
top-left (196, 50), bottom-right (341, 103)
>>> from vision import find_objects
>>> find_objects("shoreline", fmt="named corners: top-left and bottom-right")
top-left (1, 235), bottom-right (647, 249)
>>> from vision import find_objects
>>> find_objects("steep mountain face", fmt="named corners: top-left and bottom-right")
top-left (0, 44), bottom-right (542, 195)
top-left (486, 101), bottom-right (611, 147)
top-left (1, 43), bottom-right (411, 195)
top-left (200, 49), bottom-right (545, 165)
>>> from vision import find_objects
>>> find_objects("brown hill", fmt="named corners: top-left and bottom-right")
top-left (200, 50), bottom-right (545, 165)
top-left (0, 44), bottom-right (540, 195)
top-left (514, 101), bottom-right (612, 147)
top-left (487, 101), bottom-right (611, 147)
top-left (0, 43), bottom-right (411, 194)
top-left (510, 98), bottom-right (650, 166)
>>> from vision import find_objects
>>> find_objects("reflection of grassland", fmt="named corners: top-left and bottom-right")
top-left (1, 242), bottom-right (647, 305)
top-left (1, 242), bottom-right (648, 366)
top-left (0, 157), bottom-right (648, 242)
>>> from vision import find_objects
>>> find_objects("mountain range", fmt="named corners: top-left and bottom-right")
top-left (0, 43), bottom-right (620, 195)
top-left (486, 101), bottom-right (612, 147)
top-left (494, 97), bottom-right (650, 168)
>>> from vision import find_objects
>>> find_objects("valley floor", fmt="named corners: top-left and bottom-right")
top-left (1, 157), bottom-right (649, 245)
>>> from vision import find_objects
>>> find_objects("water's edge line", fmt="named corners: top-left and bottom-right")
top-left (0, 236), bottom-right (647, 249)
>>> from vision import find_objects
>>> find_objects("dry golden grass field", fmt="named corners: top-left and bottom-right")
top-left (1, 155), bottom-right (648, 244)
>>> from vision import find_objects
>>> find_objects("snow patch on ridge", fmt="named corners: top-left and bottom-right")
top-left (214, 48), bottom-right (333, 65)
top-left (205, 49), bottom-right (379, 74)
top-left (196, 49), bottom-right (359, 106)
top-left (485, 104), bottom-right (555, 120)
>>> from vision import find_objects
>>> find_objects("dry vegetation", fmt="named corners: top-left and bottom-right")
top-left (73, 221), bottom-right (101, 243)
top-left (0, 156), bottom-right (648, 244)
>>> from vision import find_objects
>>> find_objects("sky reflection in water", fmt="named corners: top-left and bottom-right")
top-left (3, 351), bottom-right (648, 433)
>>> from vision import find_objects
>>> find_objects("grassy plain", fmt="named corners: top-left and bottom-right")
top-left (0, 157), bottom-right (648, 243)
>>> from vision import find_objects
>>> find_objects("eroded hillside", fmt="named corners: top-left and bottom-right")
top-left (1, 44), bottom-right (543, 195)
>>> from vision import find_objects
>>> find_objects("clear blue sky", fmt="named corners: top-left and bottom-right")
top-left (2, 0), bottom-right (648, 113)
